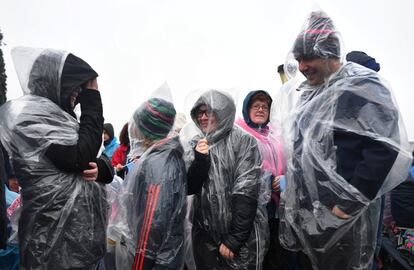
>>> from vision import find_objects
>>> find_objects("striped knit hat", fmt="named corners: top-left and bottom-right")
top-left (133, 97), bottom-right (176, 141)
top-left (293, 11), bottom-right (341, 59)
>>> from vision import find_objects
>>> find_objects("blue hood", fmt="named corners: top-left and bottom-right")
top-left (242, 90), bottom-right (272, 129)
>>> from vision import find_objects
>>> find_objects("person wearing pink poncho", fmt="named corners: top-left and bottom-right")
top-left (235, 90), bottom-right (287, 269)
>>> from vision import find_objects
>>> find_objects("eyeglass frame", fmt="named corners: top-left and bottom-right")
top-left (196, 109), bottom-right (215, 118)
top-left (250, 104), bottom-right (269, 112)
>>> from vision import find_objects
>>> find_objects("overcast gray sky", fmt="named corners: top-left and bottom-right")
top-left (1, 0), bottom-right (413, 140)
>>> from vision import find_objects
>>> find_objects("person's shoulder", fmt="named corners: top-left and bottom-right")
top-left (344, 65), bottom-right (392, 100)
top-left (231, 126), bottom-right (258, 146)
top-left (142, 138), bottom-right (185, 178)
top-left (1, 95), bottom-right (74, 134)
top-left (110, 137), bottom-right (119, 146)
top-left (150, 136), bottom-right (184, 158)
top-left (2, 95), bottom-right (59, 116)
top-left (341, 62), bottom-right (384, 85)
top-left (166, 138), bottom-right (185, 161)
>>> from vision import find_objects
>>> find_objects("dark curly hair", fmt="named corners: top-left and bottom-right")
top-left (119, 123), bottom-right (130, 146)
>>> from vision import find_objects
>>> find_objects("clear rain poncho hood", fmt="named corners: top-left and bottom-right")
top-left (279, 11), bottom-right (413, 270)
top-left (0, 47), bottom-right (106, 269)
top-left (12, 47), bottom-right (98, 117)
top-left (190, 90), bottom-right (236, 144)
top-left (184, 90), bottom-right (268, 269)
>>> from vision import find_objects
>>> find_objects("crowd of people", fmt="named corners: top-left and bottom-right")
top-left (1, 9), bottom-right (413, 270)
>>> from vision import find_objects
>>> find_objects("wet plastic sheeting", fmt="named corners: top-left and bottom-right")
top-left (109, 87), bottom-right (187, 269)
top-left (0, 47), bottom-right (107, 269)
top-left (181, 90), bottom-right (268, 269)
top-left (279, 11), bottom-right (413, 270)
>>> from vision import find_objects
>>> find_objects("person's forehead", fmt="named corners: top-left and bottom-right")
top-left (251, 100), bottom-right (268, 105)
top-left (297, 55), bottom-right (323, 62)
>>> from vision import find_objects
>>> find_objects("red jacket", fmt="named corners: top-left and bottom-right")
top-left (111, 144), bottom-right (129, 167)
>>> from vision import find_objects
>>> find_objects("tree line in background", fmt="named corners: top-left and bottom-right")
top-left (0, 29), bottom-right (7, 105)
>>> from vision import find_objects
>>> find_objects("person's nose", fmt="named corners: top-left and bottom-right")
top-left (298, 60), bottom-right (308, 72)
top-left (200, 113), bottom-right (208, 120)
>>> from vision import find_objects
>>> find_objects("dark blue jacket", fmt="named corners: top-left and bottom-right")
top-left (333, 91), bottom-right (398, 201)
top-left (293, 63), bottom-right (399, 214)
top-left (126, 136), bottom-right (187, 269)
top-left (391, 170), bottom-right (414, 228)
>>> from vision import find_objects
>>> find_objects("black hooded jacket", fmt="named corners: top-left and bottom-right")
top-left (0, 48), bottom-right (110, 269)
top-left (42, 53), bottom-right (113, 183)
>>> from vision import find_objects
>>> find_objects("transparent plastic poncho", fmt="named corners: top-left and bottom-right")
top-left (109, 87), bottom-right (187, 270)
top-left (180, 90), bottom-right (268, 269)
top-left (278, 11), bottom-right (413, 270)
top-left (236, 118), bottom-right (284, 208)
top-left (271, 57), bottom-right (304, 142)
top-left (235, 90), bottom-right (286, 219)
top-left (0, 47), bottom-right (107, 269)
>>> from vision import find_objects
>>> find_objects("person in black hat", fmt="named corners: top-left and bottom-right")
top-left (103, 123), bottom-right (119, 160)
top-left (346, 51), bottom-right (380, 72)
top-left (0, 47), bottom-right (114, 269)
top-left (291, 11), bottom-right (342, 87)
top-left (279, 10), bottom-right (412, 270)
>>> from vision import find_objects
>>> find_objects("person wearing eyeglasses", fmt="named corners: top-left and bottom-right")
top-left (184, 90), bottom-right (266, 270)
top-left (235, 90), bottom-right (286, 270)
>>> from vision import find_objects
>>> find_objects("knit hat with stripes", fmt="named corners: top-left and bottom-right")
top-left (133, 97), bottom-right (176, 141)
top-left (292, 10), bottom-right (341, 59)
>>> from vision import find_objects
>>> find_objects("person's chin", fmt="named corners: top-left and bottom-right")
top-left (307, 75), bottom-right (323, 86)
top-left (253, 118), bottom-right (265, 123)
top-left (305, 72), bottom-right (315, 82)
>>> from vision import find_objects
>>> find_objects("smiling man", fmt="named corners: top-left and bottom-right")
top-left (296, 56), bottom-right (341, 87)
top-left (279, 11), bottom-right (412, 270)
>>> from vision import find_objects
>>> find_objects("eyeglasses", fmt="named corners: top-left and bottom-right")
top-left (197, 109), bottom-right (213, 118)
top-left (251, 104), bottom-right (269, 111)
